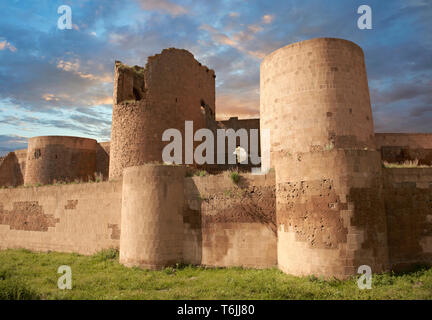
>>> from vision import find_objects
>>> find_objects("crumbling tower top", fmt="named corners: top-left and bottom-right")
top-left (109, 48), bottom-right (216, 179)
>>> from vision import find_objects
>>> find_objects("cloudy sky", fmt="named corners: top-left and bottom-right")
top-left (0, 0), bottom-right (431, 154)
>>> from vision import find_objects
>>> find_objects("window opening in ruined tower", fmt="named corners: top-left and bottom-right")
top-left (200, 99), bottom-right (214, 117)
top-left (200, 99), bottom-right (206, 115)
top-left (34, 149), bottom-right (41, 159)
top-left (133, 87), bottom-right (142, 101)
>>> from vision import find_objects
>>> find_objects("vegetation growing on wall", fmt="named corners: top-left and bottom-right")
top-left (383, 159), bottom-right (432, 168)
top-left (229, 171), bottom-right (240, 184)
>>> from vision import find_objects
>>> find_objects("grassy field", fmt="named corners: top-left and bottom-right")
top-left (0, 248), bottom-right (431, 300)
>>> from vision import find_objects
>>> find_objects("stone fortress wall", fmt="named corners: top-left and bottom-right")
top-left (376, 133), bottom-right (432, 165)
top-left (0, 170), bottom-right (277, 268)
top-left (0, 166), bottom-right (430, 274)
top-left (0, 39), bottom-right (431, 279)
top-left (260, 38), bottom-right (388, 278)
top-left (2, 131), bottom-right (431, 188)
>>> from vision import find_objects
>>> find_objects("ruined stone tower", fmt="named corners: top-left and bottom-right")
top-left (109, 48), bottom-right (216, 179)
top-left (261, 38), bottom-right (389, 278)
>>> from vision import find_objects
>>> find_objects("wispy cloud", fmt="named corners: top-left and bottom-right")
top-left (199, 13), bottom-right (276, 60)
top-left (0, 0), bottom-right (431, 154)
top-left (262, 14), bottom-right (274, 24)
top-left (0, 134), bottom-right (28, 155)
top-left (137, 0), bottom-right (187, 17)
top-left (0, 39), bottom-right (16, 52)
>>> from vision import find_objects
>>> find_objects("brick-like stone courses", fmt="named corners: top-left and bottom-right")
top-left (261, 38), bottom-right (389, 278)
top-left (276, 179), bottom-right (347, 249)
top-left (261, 38), bottom-right (376, 171)
top-left (384, 186), bottom-right (432, 271)
top-left (348, 187), bottom-right (389, 269)
top-left (64, 200), bottom-right (78, 210)
top-left (109, 49), bottom-right (215, 179)
top-left (376, 133), bottom-right (432, 165)
top-left (383, 168), bottom-right (432, 271)
top-left (24, 136), bottom-right (97, 185)
top-left (184, 172), bottom-right (277, 268)
top-left (275, 151), bottom-right (389, 278)
top-left (1, 41), bottom-right (432, 278)
top-left (201, 185), bottom-right (276, 267)
top-left (376, 133), bottom-right (432, 149)
top-left (0, 201), bottom-right (59, 231)
top-left (0, 181), bottom-right (122, 254)
top-left (108, 224), bottom-right (120, 240)
top-left (200, 185), bottom-right (276, 233)
top-left (119, 165), bottom-right (186, 269)
top-left (1, 142), bottom-right (109, 188)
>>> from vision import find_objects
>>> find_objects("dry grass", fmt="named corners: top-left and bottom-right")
top-left (0, 172), bottom-right (107, 190)
top-left (383, 159), bottom-right (432, 168)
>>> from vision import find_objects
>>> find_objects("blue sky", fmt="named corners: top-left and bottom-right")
top-left (0, 0), bottom-right (431, 154)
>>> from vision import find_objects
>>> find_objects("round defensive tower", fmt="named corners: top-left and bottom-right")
top-left (24, 136), bottom-right (97, 185)
top-left (260, 38), bottom-right (389, 279)
top-left (119, 164), bottom-right (186, 269)
top-left (109, 48), bottom-right (216, 179)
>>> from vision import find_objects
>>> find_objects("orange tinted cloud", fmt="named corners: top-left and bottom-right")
top-left (56, 59), bottom-right (112, 83)
top-left (138, 0), bottom-right (187, 16)
top-left (216, 93), bottom-right (260, 120)
top-left (262, 14), bottom-right (275, 24)
top-left (0, 39), bottom-right (17, 52)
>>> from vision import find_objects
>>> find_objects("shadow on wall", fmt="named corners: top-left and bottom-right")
top-left (96, 143), bottom-right (110, 180)
top-left (184, 172), bottom-right (277, 268)
top-left (0, 152), bottom-right (23, 187)
top-left (381, 147), bottom-right (432, 166)
top-left (183, 178), bottom-right (203, 265)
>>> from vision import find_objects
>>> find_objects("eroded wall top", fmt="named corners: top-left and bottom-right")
top-left (109, 48), bottom-right (216, 179)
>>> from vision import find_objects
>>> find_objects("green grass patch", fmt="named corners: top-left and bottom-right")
top-left (229, 171), bottom-right (240, 184)
top-left (195, 170), bottom-right (208, 177)
top-left (0, 249), bottom-right (431, 300)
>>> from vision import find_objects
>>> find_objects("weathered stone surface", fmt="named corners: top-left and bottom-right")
top-left (261, 38), bottom-right (389, 279)
top-left (109, 48), bottom-right (216, 179)
top-left (24, 136), bottom-right (97, 185)
top-left (0, 40), bottom-right (431, 279)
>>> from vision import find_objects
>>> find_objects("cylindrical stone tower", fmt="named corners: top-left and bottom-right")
top-left (109, 48), bottom-right (216, 179)
top-left (24, 136), bottom-right (97, 185)
top-left (261, 38), bottom-right (389, 279)
top-left (119, 164), bottom-right (186, 269)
